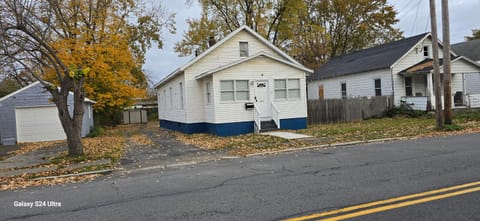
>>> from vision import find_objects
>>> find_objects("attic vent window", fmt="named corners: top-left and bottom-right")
top-left (239, 42), bottom-right (249, 57)
top-left (423, 46), bottom-right (429, 57)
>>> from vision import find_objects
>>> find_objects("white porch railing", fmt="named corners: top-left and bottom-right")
top-left (400, 96), bottom-right (428, 111)
top-left (271, 102), bottom-right (280, 129)
top-left (254, 105), bottom-right (262, 133)
top-left (467, 94), bottom-right (480, 108)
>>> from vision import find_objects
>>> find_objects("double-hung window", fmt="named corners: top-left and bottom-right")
top-left (374, 79), bottom-right (382, 96)
top-left (220, 80), bottom-right (249, 101)
top-left (423, 46), bottom-right (429, 57)
top-left (405, 77), bottom-right (413, 96)
top-left (179, 82), bottom-right (184, 109)
top-left (274, 79), bottom-right (301, 100)
top-left (206, 81), bottom-right (212, 104)
top-left (239, 42), bottom-right (249, 57)
top-left (341, 83), bottom-right (347, 99)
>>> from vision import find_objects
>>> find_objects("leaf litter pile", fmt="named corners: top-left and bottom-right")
top-left (0, 125), bottom-right (152, 191)
top-left (174, 113), bottom-right (480, 156)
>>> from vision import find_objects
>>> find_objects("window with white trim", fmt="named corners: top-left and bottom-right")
top-left (169, 87), bottom-right (173, 108)
top-left (163, 89), bottom-right (166, 108)
top-left (374, 79), bottom-right (382, 96)
top-left (206, 81), bottom-right (212, 104)
top-left (179, 82), bottom-right (184, 109)
top-left (220, 80), bottom-right (249, 101)
top-left (423, 46), bottom-right (429, 57)
top-left (239, 42), bottom-right (249, 57)
top-left (341, 83), bottom-right (347, 99)
top-left (274, 79), bottom-right (301, 100)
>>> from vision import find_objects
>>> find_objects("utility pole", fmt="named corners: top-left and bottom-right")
top-left (442, 0), bottom-right (453, 124)
top-left (430, 0), bottom-right (443, 129)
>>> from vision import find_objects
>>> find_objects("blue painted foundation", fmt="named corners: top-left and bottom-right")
top-left (279, 117), bottom-right (307, 130)
top-left (159, 119), bottom-right (254, 136)
top-left (160, 117), bottom-right (307, 136)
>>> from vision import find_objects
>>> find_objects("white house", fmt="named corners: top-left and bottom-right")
top-left (154, 26), bottom-right (312, 136)
top-left (307, 33), bottom-right (480, 110)
top-left (452, 39), bottom-right (480, 96)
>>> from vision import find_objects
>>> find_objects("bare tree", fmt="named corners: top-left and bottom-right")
top-left (0, 0), bottom-right (87, 155)
top-left (0, 0), bottom-right (173, 156)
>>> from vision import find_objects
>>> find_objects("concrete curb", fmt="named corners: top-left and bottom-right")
top-left (128, 156), bottom-right (227, 173)
top-left (245, 136), bottom-right (412, 157)
top-left (31, 169), bottom-right (114, 181)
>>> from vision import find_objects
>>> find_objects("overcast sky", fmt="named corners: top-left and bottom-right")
top-left (144, 0), bottom-right (480, 84)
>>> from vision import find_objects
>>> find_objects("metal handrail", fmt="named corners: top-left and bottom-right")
top-left (272, 102), bottom-right (280, 128)
top-left (254, 105), bottom-right (262, 133)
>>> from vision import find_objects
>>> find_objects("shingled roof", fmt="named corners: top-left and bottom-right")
top-left (451, 39), bottom-right (480, 62)
top-left (308, 33), bottom-right (430, 81)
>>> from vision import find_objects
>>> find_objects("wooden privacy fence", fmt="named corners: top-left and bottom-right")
top-left (307, 96), bottom-right (393, 124)
top-left (123, 110), bottom-right (148, 124)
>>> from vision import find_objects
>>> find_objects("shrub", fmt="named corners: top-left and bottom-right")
top-left (88, 125), bottom-right (104, 137)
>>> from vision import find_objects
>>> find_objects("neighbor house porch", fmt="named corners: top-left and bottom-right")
top-left (398, 57), bottom-right (480, 111)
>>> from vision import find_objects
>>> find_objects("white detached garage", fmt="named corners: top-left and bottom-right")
top-left (0, 82), bottom-right (94, 145)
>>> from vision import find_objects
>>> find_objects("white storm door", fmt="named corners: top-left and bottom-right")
top-left (254, 80), bottom-right (271, 120)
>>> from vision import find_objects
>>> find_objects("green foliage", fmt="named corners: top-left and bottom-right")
top-left (176, 0), bottom-right (402, 69)
top-left (0, 77), bottom-right (21, 98)
top-left (442, 124), bottom-right (463, 131)
top-left (466, 29), bottom-right (480, 41)
top-left (454, 110), bottom-right (480, 122)
top-left (87, 125), bottom-right (105, 138)
top-left (384, 104), bottom-right (428, 118)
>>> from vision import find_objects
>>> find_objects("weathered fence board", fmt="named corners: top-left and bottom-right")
top-left (307, 96), bottom-right (393, 124)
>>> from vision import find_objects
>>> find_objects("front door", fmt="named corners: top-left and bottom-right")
top-left (254, 80), bottom-right (271, 120)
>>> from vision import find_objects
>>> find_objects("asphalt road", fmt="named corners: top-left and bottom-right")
top-left (1, 133), bottom-right (479, 221)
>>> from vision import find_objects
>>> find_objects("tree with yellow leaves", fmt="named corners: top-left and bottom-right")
top-left (177, 0), bottom-right (402, 69)
top-left (0, 0), bottom-right (173, 156)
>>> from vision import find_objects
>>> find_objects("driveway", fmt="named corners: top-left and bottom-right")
top-left (119, 124), bottom-right (228, 171)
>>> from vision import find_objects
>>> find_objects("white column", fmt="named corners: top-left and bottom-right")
top-left (427, 72), bottom-right (434, 107)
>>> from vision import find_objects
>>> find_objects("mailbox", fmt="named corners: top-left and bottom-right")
top-left (245, 102), bottom-right (254, 110)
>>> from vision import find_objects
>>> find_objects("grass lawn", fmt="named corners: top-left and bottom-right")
top-left (175, 111), bottom-right (480, 156)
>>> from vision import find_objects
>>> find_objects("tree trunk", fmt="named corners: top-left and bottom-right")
top-left (53, 79), bottom-right (85, 156)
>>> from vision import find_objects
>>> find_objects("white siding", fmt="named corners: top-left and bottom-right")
top-left (183, 30), bottom-right (287, 123)
top-left (451, 59), bottom-right (480, 73)
top-left (464, 72), bottom-right (480, 94)
top-left (391, 37), bottom-right (444, 105)
top-left (157, 74), bottom-right (186, 123)
top-left (212, 57), bottom-right (307, 124)
top-left (307, 69), bottom-right (392, 99)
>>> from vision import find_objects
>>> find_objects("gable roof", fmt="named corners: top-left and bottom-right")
top-left (0, 81), bottom-right (95, 104)
top-left (451, 39), bottom-right (480, 62)
top-left (154, 25), bottom-right (302, 88)
top-left (195, 52), bottom-right (313, 80)
top-left (308, 33), bottom-right (431, 81)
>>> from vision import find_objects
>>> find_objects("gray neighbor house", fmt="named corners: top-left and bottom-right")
top-left (0, 81), bottom-right (95, 145)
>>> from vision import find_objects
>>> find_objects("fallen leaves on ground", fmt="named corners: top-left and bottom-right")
top-left (128, 134), bottom-right (153, 146)
top-left (173, 113), bottom-right (480, 156)
top-left (0, 174), bottom-right (99, 191)
top-left (0, 126), bottom-right (132, 191)
top-left (7, 141), bottom-right (64, 157)
top-left (174, 132), bottom-right (311, 156)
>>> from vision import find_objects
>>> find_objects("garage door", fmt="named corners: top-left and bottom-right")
top-left (15, 106), bottom-right (66, 143)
